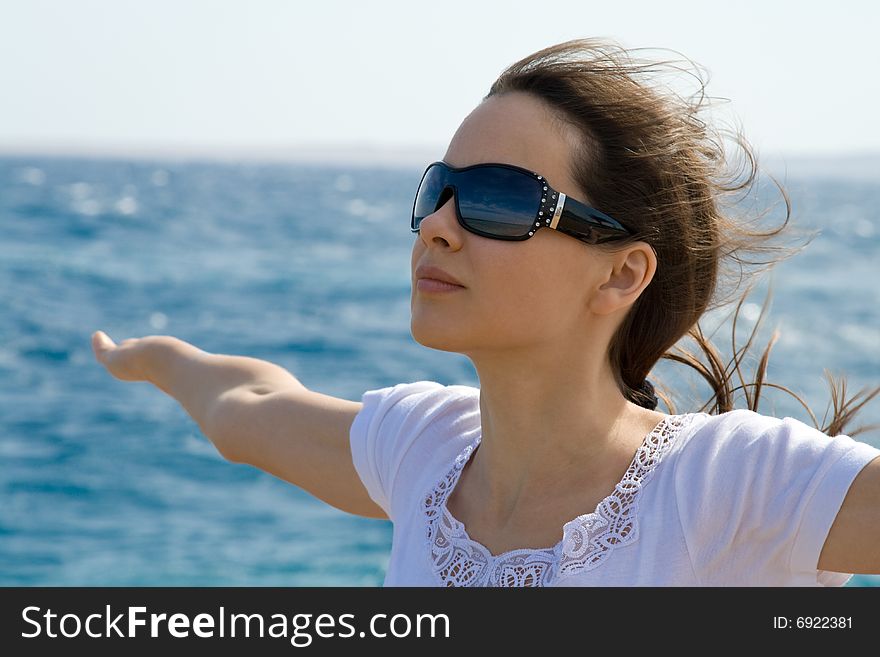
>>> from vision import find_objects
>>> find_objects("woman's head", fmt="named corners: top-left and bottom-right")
top-left (411, 37), bottom-right (879, 432)
top-left (411, 91), bottom-right (657, 407)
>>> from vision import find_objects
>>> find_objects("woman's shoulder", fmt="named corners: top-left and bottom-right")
top-left (357, 379), bottom-right (479, 429)
top-left (682, 406), bottom-right (782, 433)
top-left (676, 406), bottom-right (819, 442)
top-left (670, 406), bottom-right (879, 473)
top-left (360, 379), bottom-right (479, 407)
top-left (663, 407), bottom-right (765, 458)
top-left (667, 408), bottom-right (880, 585)
top-left (354, 379), bottom-right (481, 451)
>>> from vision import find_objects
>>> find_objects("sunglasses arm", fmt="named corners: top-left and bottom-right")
top-left (550, 194), bottom-right (634, 245)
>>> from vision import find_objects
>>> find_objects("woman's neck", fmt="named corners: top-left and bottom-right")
top-left (469, 353), bottom-right (666, 523)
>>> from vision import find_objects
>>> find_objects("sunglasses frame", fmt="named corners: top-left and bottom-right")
top-left (411, 160), bottom-right (635, 245)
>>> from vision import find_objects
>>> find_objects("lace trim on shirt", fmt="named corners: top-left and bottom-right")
top-left (423, 413), bottom-right (698, 586)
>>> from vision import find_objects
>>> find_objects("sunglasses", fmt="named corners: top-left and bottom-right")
top-left (411, 160), bottom-right (634, 245)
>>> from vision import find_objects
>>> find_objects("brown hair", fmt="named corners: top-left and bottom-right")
top-left (486, 37), bottom-right (879, 438)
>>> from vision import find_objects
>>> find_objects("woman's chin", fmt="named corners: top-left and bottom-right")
top-left (410, 323), bottom-right (466, 353)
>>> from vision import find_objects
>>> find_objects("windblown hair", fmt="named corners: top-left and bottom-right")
top-left (486, 37), bottom-right (879, 438)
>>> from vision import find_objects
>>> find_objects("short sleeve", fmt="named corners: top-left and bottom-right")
top-left (349, 380), bottom-right (478, 521)
top-left (674, 409), bottom-right (880, 586)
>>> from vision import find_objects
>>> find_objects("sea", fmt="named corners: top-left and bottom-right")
top-left (1, 152), bottom-right (878, 586)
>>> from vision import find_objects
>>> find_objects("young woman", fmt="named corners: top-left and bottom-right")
top-left (92, 38), bottom-right (880, 587)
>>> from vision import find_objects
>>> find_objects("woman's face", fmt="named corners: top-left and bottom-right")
top-left (410, 91), bottom-right (622, 358)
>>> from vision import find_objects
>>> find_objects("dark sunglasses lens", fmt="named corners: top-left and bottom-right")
top-left (412, 164), bottom-right (448, 230)
top-left (412, 164), bottom-right (542, 238)
top-left (456, 167), bottom-right (542, 238)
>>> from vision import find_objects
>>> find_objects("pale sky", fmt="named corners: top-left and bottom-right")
top-left (1, 0), bottom-right (878, 161)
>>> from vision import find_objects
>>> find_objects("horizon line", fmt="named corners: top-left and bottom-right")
top-left (1, 140), bottom-right (879, 176)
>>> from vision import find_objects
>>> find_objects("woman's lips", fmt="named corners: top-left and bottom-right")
top-left (417, 278), bottom-right (465, 293)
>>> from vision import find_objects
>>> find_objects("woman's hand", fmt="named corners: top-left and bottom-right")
top-left (91, 330), bottom-right (160, 383)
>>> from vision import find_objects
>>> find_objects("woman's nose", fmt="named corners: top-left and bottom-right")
top-left (419, 191), bottom-right (456, 231)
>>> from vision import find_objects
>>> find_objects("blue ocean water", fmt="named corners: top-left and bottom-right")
top-left (1, 154), bottom-right (878, 586)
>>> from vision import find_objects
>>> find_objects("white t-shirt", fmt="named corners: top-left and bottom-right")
top-left (349, 380), bottom-right (880, 587)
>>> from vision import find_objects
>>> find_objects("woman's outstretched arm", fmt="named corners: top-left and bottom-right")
top-left (818, 456), bottom-right (880, 574)
top-left (91, 331), bottom-right (387, 520)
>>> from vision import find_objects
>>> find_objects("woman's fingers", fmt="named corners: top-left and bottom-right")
top-left (91, 330), bottom-right (148, 382)
top-left (92, 330), bottom-right (115, 356)
top-left (92, 330), bottom-right (111, 361)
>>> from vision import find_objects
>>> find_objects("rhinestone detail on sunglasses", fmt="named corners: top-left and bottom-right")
top-left (531, 176), bottom-right (554, 235)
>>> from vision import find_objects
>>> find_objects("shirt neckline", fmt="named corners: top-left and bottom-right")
top-left (423, 412), bottom-right (700, 585)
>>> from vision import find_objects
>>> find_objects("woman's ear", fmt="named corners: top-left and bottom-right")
top-left (589, 243), bottom-right (656, 316)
